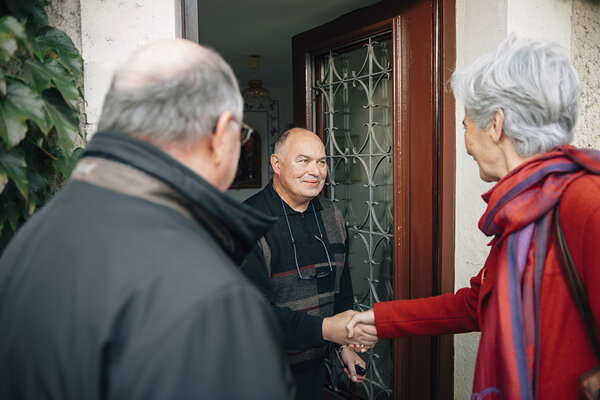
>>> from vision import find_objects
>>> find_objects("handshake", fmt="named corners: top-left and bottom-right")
top-left (323, 309), bottom-right (378, 352)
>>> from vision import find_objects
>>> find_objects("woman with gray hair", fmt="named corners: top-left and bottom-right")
top-left (346, 35), bottom-right (600, 399)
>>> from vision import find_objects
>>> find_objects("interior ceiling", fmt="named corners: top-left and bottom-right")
top-left (198, 0), bottom-right (381, 90)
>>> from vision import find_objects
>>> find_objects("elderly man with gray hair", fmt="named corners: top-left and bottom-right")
top-left (347, 35), bottom-right (600, 399)
top-left (0, 39), bottom-right (294, 400)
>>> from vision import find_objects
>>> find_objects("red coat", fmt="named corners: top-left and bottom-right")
top-left (374, 175), bottom-right (600, 399)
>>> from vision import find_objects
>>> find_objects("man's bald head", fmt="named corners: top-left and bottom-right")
top-left (98, 39), bottom-right (242, 146)
top-left (114, 39), bottom-right (208, 90)
top-left (273, 128), bottom-right (319, 162)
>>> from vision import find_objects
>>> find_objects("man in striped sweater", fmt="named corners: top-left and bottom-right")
top-left (242, 128), bottom-right (373, 400)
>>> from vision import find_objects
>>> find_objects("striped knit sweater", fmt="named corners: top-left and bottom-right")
top-left (241, 181), bottom-right (354, 367)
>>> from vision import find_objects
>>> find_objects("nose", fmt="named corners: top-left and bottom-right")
top-left (307, 161), bottom-right (320, 176)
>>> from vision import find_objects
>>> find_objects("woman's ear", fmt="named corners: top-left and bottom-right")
top-left (488, 109), bottom-right (505, 144)
top-left (210, 111), bottom-right (234, 165)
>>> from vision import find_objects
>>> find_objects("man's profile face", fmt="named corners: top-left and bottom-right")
top-left (276, 132), bottom-right (327, 204)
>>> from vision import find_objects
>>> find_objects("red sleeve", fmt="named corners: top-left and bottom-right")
top-left (581, 202), bottom-right (600, 330)
top-left (373, 268), bottom-right (484, 339)
top-left (560, 175), bottom-right (600, 333)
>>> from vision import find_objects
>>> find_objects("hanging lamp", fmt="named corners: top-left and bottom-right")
top-left (242, 55), bottom-right (270, 99)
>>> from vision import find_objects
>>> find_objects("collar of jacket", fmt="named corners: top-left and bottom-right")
top-left (81, 131), bottom-right (277, 264)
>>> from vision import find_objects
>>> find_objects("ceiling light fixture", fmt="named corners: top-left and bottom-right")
top-left (242, 55), bottom-right (270, 99)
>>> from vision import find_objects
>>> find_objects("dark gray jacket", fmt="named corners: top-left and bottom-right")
top-left (0, 131), bottom-right (295, 400)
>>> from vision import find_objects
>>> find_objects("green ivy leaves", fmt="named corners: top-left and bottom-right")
top-left (0, 0), bottom-right (84, 251)
top-left (25, 58), bottom-right (80, 110)
top-left (34, 27), bottom-right (82, 81)
top-left (43, 88), bottom-right (79, 156)
top-left (0, 144), bottom-right (26, 199)
top-left (0, 79), bottom-right (49, 147)
top-left (0, 17), bottom-right (22, 63)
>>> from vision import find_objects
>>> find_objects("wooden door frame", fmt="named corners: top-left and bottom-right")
top-left (291, 0), bottom-right (456, 398)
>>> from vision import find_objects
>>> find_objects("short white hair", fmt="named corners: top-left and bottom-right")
top-left (451, 34), bottom-right (580, 157)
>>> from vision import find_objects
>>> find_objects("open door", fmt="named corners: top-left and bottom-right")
top-left (292, 1), bottom-right (456, 399)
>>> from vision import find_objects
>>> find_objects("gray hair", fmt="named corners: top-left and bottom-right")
top-left (97, 47), bottom-right (242, 145)
top-left (273, 129), bottom-right (294, 162)
top-left (451, 34), bottom-right (580, 157)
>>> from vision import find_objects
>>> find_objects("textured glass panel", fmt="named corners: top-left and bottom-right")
top-left (372, 156), bottom-right (393, 235)
top-left (316, 33), bottom-right (393, 400)
top-left (348, 232), bottom-right (370, 301)
top-left (333, 80), bottom-right (369, 155)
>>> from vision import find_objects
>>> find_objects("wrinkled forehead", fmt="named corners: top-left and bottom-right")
top-left (286, 133), bottom-right (326, 159)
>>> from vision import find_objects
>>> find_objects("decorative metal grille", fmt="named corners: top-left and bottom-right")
top-left (314, 33), bottom-right (394, 400)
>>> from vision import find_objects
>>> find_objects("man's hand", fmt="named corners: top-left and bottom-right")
top-left (346, 310), bottom-right (377, 351)
top-left (323, 309), bottom-right (378, 349)
top-left (322, 310), bottom-right (357, 345)
top-left (340, 346), bottom-right (367, 383)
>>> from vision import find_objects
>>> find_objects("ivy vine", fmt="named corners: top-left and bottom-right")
top-left (0, 0), bottom-right (84, 252)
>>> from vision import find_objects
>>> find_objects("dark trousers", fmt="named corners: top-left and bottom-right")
top-left (292, 361), bottom-right (325, 400)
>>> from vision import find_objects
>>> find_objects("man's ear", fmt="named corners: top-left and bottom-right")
top-left (488, 108), bottom-right (505, 144)
top-left (271, 153), bottom-right (281, 174)
top-left (210, 111), bottom-right (234, 165)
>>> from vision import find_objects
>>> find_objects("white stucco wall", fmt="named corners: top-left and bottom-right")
top-left (454, 3), bottom-right (505, 399)
top-left (506, 0), bottom-right (573, 49)
top-left (453, 0), bottom-right (573, 398)
top-left (80, 0), bottom-right (181, 138)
